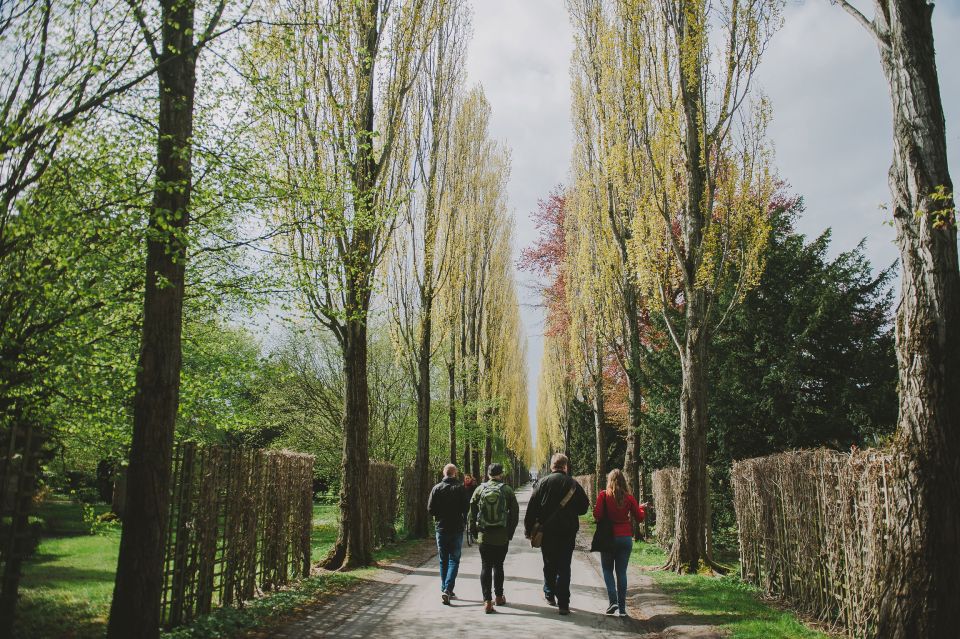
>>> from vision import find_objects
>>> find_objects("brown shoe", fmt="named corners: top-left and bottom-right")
top-left (495, 595), bottom-right (506, 606)
top-left (484, 600), bottom-right (496, 614)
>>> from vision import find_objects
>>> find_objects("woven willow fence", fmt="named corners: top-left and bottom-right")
top-left (573, 475), bottom-right (595, 507)
top-left (731, 449), bottom-right (892, 638)
top-left (651, 468), bottom-right (679, 550)
top-left (369, 462), bottom-right (398, 546)
top-left (160, 443), bottom-right (314, 629)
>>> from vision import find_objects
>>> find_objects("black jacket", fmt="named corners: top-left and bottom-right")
top-left (524, 471), bottom-right (589, 546)
top-left (427, 477), bottom-right (468, 533)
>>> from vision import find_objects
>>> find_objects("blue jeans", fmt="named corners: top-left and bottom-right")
top-left (600, 536), bottom-right (633, 612)
top-left (436, 530), bottom-right (463, 594)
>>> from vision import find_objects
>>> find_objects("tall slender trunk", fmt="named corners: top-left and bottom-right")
top-left (622, 285), bottom-right (643, 506)
top-left (592, 342), bottom-right (605, 498)
top-left (107, 3), bottom-right (196, 635)
top-left (626, 371), bottom-right (646, 537)
top-left (471, 448), bottom-right (480, 481)
top-left (867, 2), bottom-right (960, 635)
top-left (483, 415), bottom-right (492, 480)
top-left (411, 301), bottom-right (433, 538)
top-left (325, 318), bottom-right (373, 569)
top-left (667, 293), bottom-right (712, 574)
top-left (448, 350), bottom-right (456, 465)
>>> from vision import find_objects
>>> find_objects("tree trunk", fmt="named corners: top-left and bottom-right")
top-left (107, 2), bottom-right (196, 635)
top-left (592, 370), bottom-right (606, 499)
top-left (471, 448), bottom-right (480, 482)
top-left (0, 419), bottom-right (45, 637)
top-left (483, 418), bottom-right (492, 480)
top-left (410, 304), bottom-right (433, 538)
top-left (448, 355), bottom-right (456, 465)
top-left (870, 2), bottom-right (960, 636)
top-left (324, 318), bottom-right (373, 570)
top-left (625, 371), bottom-right (645, 537)
top-left (666, 293), bottom-right (712, 574)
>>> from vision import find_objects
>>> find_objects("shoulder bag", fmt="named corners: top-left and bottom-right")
top-left (590, 491), bottom-right (615, 553)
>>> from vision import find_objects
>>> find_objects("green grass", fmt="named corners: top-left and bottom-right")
top-left (13, 498), bottom-right (120, 639)
top-left (629, 540), bottom-right (829, 639)
top-left (13, 499), bottom-right (409, 639)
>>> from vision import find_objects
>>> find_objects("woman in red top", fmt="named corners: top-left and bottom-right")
top-left (593, 469), bottom-right (646, 617)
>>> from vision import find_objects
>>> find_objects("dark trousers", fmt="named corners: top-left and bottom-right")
top-left (479, 543), bottom-right (508, 601)
top-left (541, 540), bottom-right (575, 608)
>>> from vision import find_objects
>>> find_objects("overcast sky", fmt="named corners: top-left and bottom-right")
top-left (462, 0), bottom-right (960, 441)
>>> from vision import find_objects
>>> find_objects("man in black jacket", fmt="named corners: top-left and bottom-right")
top-left (524, 453), bottom-right (589, 615)
top-left (427, 463), bottom-right (468, 604)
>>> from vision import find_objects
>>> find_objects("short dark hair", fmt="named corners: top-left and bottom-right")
top-left (550, 453), bottom-right (569, 472)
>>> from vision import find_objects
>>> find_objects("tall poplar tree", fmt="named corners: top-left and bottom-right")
top-left (389, 0), bottom-right (468, 537)
top-left (623, 0), bottom-right (780, 572)
top-left (252, 0), bottom-right (442, 569)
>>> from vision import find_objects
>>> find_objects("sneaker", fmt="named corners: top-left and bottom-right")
top-left (484, 600), bottom-right (496, 614)
top-left (448, 591), bottom-right (457, 600)
top-left (441, 592), bottom-right (450, 606)
top-left (558, 607), bottom-right (570, 616)
top-left (618, 610), bottom-right (628, 618)
top-left (605, 604), bottom-right (618, 615)
top-left (495, 595), bottom-right (506, 606)
top-left (544, 593), bottom-right (557, 606)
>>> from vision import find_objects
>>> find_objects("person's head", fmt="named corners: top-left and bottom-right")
top-left (606, 469), bottom-right (628, 507)
top-left (443, 463), bottom-right (458, 479)
top-left (463, 473), bottom-right (474, 486)
top-left (550, 453), bottom-right (569, 474)
top-left (487, 463), bottom-right (504, 480)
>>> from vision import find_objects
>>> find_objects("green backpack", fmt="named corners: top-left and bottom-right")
top-left (476, 482), bottom-right (508, 530)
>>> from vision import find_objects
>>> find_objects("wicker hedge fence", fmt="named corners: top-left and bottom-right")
top-left (573, 475), bottom-right (595, 508)
top-left (651, 468), bottom-right (679, 550)
top-left (731, 449), bottom-right (892, 638)
top-left (160, 443), bottom-right (314, 629)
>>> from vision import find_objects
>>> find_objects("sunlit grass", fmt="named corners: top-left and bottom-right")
top-left (12, 500), bottom-right (399, 639)
top-left (630, 540), bottom-right (829, 639)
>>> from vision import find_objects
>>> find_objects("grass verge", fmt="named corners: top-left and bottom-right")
top-left (13, 499), bottom-right (414, 639)
top-left (629, 540), bottom-right (829, 639)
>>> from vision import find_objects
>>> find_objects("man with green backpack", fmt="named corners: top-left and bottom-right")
top-left (468, 463), bottom-right (519, 614)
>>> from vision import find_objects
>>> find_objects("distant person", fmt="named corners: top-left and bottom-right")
top-left (427, 463), bottom-right (468, 605)
top-left (468, 463), bottom-right (519, 614)
top-left (463, 473), bottom-right (478, 499)
top-left (524, 453), bottom-right (589, 615)
top-left (462, 473), bottom-right (479, 544)
top-left (594, 468), bottom-right (646, 617)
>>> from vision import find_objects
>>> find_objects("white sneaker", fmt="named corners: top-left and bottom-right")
top-left (618, 610), bottom-right (628, 618)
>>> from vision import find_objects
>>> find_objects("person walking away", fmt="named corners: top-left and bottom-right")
top-left (595, 469), bottom-right (646, 617)
top-left (468, 463), bottom-right (519, 614)
top-left (428, 464), bottom-right (468, 605)
top-left (524, 453), bottom-right (589, 615)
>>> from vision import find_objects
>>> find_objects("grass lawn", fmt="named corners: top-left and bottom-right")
top-left (13, 498), bottom-right (120, 639)
top-left (629, 540), bottom-right (829, 639)
top-left (12, 499), bottom-right (403, 639)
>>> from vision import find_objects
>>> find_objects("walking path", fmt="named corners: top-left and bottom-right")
top-left (270, 486), bottom-right (720, 638)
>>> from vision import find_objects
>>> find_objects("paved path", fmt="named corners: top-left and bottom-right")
top-left (271, 486), bottom-right (720, 639)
